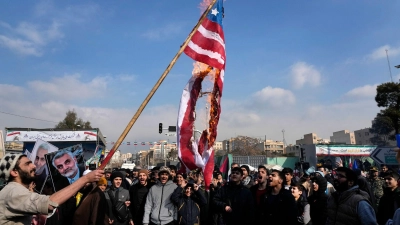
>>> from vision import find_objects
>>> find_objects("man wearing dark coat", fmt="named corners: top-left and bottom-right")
top-left (129, 169), bottom-right (152, 225)
top-left (213, 167), bottom-right (255, 225)
top-left (52, 149), bottom-right (85, 225)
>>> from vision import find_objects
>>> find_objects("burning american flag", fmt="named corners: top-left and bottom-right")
top-left (177, 0), bottom-right (225, 190)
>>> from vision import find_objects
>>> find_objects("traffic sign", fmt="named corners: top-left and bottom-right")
top-left (370, 147), bottom-right (398, 165)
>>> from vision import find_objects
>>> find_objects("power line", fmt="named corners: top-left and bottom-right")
top-left (0, 110), bottom-right (58, 123)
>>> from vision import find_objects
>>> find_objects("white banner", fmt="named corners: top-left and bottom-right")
top-left (6, 130), bottom-right (98, 142)
top-left (316, 145), bottom-right (376, 156)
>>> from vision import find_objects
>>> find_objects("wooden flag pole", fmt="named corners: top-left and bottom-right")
top-left (99, 0), bottom-right (218, 170)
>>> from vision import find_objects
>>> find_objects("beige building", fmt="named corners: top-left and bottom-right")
top-left (257, 140), bottom-right (285, 154)
top-left (213, 141), bottom-right (223, 151)
top-left (330, 130), bottom-right (356, 144)
top-left (296, 133), bottom-right (328, 145)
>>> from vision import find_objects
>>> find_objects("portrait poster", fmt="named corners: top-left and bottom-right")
top-left (45, 144), bottom-right (84, 193)
top-left (29, 139), bottom-right (58, 193)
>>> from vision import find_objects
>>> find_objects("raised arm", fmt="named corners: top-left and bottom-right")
top-left (48, 170), bottom-right (104, 211)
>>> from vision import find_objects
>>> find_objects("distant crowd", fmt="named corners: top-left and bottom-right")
top-left (1, 151), bottom-right (400, 225)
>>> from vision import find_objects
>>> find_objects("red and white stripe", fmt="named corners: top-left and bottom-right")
top-left (184, 19), bottom-right (226, 70)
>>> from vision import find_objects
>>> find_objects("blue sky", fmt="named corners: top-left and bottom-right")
top-left (1, 0), bottom-right (400, 153)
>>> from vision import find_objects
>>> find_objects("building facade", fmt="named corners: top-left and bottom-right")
top-left (330, 130), bottom-right (356, 144)
top-left (256, 140), bottom-right (285, 154)
top-left (354, 128), bottom-right (372, 145)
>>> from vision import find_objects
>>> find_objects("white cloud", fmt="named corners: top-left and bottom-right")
top-left (142, 23), bottom-right (184, 40)
top-left (0, 20), bottom-right (64, 56)
top-left (367, 45), bottom-right (400, 61)
top-left (253, 86), bottom-right (295, 108)
top-left (28, 74), bottom-right (109, 100)
top-left (0, 84), bottom-right (25, 98)
top-left (345, 84), bottom-right (377, 98)
top-left (0, 35), bottom-right (41, 56)
top-left (290, 62), bottom-right (321, 89)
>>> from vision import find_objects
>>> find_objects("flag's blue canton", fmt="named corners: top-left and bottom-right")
top-left (207, 0), bottom-right (223, 27)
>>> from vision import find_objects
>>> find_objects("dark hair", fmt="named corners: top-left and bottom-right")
top-left (258, 165), bottom-right (268, 174)
top-left (384, 171), bottom-right (400, 180)
top-left (292, 183), bottom-right (305, 193)
top-left (231, 167), bottom-right (243, 176)
top-left (152, 167), bottom-right (160, 171)
top-left (282, 167), bottom-right (293, 175)
top-left (271, 169), bottom-right (284, 181)
top-left (336, 167), bottom-right (358, 183)
top-left (168, 165), bottom-right (177, 171)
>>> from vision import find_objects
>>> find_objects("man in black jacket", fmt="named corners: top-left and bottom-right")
top-left (259, 169), bottom-right (297, 225)
top-left (213, 167), bottom-right (255, 225)
top-left (129, 169), bottom-right (152, 225)
top-left (250, 165), bottom-right (268, 224)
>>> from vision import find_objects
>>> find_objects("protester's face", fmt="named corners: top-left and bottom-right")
top-left (285, 173), bottom-right (293, 182)
top-left (113, 177), bottom-right (122, 188)
top-left (230, 171), bottom-right (242, 183)
top-left (333, 171), bottom-right (349, 192)
top-left (185, 186), bottom-right (193, 197)
top-left (139, 173), bottom-right (148, 185)
top-left (312, 181), bottom-right (319, 191)
top-left (34, 148), bottom-right (47, 174)
top-left (16, 156), bottom-right (36, 185)
top-left (152, 171), bottom-right (159, 179)
top-left (105, 173), bottom-right (111, 179)
top-left (268, 172), bottom-right (282, 187)
top-left (318, 168), bottom-right (326, 175)
top-left (98, 184), bottom-right (107, 192)
top-left (195, 174), bottom-right (203, 184)
top-left (258, 168), bottom-right (268, 184)
top-left (382, 166), bottom-right (388, 172)
top-left (371, 171), bottom-right (378, 178)
top-left (291, 186), bottom-right (302, 199)
top-left (159, 172), bottom-right (169, 184)
top-left (241, 168), bottom-right (248, 177)
top-left (177, 174), bottom-right (184, 185)
top-left (385, 176), bottom-right (398, 189)
top-left (132, 171), bottom-right (138, 178)
top-left (54, 153), bottom-right (78, 179)
top-left (170, 170), bottom-right (176, 178)
top-left (217, 174), bottom-right (222, 180)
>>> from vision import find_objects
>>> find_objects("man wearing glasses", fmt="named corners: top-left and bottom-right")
top-left (326, 167), bottom-right (377, 225)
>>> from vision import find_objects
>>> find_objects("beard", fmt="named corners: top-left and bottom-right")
top-left (19, 168), bottom-right (36, 185)
top-left (63, 165), bottom-right (78, 178)
top-left (334, 181), bottom-right (348, 192)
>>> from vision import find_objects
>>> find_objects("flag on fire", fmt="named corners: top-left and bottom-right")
top-left (178, 0), bottom-right (225, 190)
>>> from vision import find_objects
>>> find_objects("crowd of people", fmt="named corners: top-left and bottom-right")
top-left (1, 151), bottom-right (400, 225)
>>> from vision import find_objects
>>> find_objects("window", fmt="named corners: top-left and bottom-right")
top-left (365, 132), bottom-right (369, 136)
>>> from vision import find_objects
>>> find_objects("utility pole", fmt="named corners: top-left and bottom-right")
top-left (282, 129), bottom-right (287, 150)
top-left (386, 49), bottom-right (393, 82)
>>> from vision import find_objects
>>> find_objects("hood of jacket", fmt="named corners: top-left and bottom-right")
top-left (312, 175), bottom-right (327, 195)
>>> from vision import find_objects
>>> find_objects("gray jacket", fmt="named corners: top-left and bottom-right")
top-left (143, 180), bottom-right (177, 225)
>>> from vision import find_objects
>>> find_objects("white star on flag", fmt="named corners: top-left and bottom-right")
top-left (211, 8), bottom-right (219, 16)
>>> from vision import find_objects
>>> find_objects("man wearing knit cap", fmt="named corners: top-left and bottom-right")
top-left (105, 171), bottom-right (133, 225)
top-left (129, 169), bottom-right (152, 225)
top-left (0, 153), bottom-right (104, 225)
top-left (143, 166), bottom-right (177, 225)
